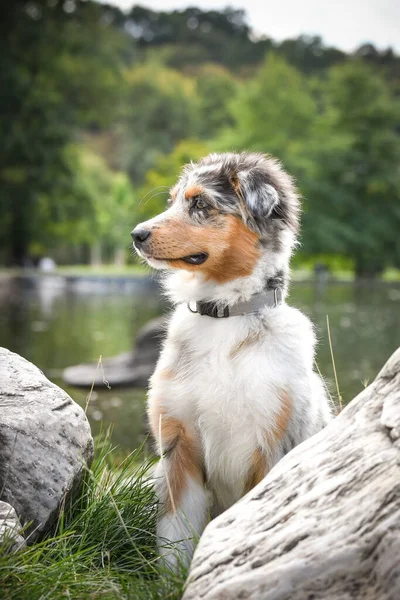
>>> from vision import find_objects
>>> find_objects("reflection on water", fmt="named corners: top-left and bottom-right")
top-left (1, 275), bottom-right (399, 451)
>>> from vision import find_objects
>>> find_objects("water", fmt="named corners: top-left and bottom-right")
top-left (1, 275), bottom-right (399, 451)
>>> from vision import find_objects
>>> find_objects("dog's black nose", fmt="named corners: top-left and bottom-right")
top-left (131, 228), bottom-right (151, 245)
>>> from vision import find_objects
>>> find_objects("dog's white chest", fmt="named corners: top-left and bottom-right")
top-left (167, 309), bottom-right (287, 481)
top-left (191, 346), bottom-right (261, 500)
top-left (156, 302), bottom-right (320, 504)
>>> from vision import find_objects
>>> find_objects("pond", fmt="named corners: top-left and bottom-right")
top-left (1, 275), bottom-right (399, 452)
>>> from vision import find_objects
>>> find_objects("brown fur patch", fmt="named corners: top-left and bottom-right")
top-left (244, 448), bottom-right (268, 493)
top-left (147, 401), bottom-right (203, 513)
top-left (161, 415), bottom-right (203, 513)
top-left (185, 185), bottom-right (203, 199)
top-left (266, 390), bottom-right (293, 446)
top-left (147, 214), bottom-right (260, 284)
top-left (229, 330), bottom-right (263, 359)
top-left (231, 174), bottom-right (241, 196)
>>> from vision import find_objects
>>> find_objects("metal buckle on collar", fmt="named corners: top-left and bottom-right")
top-left (187, 301), bottom-right (229, 318)
top-left (207, 304), bottom-right (230, 318)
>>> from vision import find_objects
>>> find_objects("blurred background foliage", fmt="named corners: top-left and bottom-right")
top-left (1, 0), bottom-right (400, 277)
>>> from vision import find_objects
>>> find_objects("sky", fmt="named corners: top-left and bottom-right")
top-left (96, 0), bottom-right (400, 53)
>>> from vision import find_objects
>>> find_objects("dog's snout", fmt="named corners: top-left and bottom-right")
top-left (131, 227), bottom-right (151, 246)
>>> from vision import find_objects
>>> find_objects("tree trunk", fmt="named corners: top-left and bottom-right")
top-left (113, 247), bottom-right (126, 266)
top-left (90, 242), bottom-right (102, 266)
top-left (7, 202), bottom-right (30, 267)
top-left (184, 347), bottom-right (400, 600)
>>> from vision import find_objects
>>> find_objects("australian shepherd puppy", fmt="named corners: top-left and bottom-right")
top-left (132, 152), bottom-right (332, 567)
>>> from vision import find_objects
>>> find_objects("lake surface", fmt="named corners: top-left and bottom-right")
top-left (1, 275), bottom-right (399, 452)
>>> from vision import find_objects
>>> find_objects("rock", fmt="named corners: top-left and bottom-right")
top-left (184, 347), bottom-right (400, 600)
top-left (63, 316), bottom-right (167, 388)
top-left (0, 501), bottom-right (25, 552)
top-left (0, 348), bottom-right (93, 542)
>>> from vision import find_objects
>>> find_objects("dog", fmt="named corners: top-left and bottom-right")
top-left (131, 152), bottom-right (332, 568)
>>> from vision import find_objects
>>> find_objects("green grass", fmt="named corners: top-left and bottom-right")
top-left (292, 266), bottom-right (400, 282)
top-left (0, 437), bottom-right (186, 600)
top-left (291, 268), bottom-right (353, 282)
top-left (54, 264), bottom-right (149, 277)
top-left (0, 264), bottom-right (150, 278)
top-left (382, 268), bottom-right (400, 282)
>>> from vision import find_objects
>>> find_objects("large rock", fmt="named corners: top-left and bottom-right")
top-left (184, 347), bottom-right (400, 600)
top-left (0, 501), bottom-right (25, 552)
top-left (0, 348), bottom-right (93, 542)
top-left (63, 316), bottom-right (167, 388)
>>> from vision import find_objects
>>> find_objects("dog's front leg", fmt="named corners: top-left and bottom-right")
top-left (149, 401), bottom-right (207, 569)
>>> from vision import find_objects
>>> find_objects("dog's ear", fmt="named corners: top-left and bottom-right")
top-left (231, 169), bottom-right (279, 225)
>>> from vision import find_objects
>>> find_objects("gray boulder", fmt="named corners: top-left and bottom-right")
top-left (0, 348), bottom-right (93, 542)
top-left (184, 346), bottom-right (400, 600)
top-left (63, 316), bottom-right (167, 388)
top-left (0, 501), bottom-right (25, 552)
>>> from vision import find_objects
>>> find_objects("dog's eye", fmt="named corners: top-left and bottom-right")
top-left (193, 196), bottom-right (207, 210)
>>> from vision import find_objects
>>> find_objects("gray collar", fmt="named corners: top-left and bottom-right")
top-left (187, 288), bottom-right (284, 318)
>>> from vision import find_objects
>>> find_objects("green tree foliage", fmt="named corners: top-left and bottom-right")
top-left (0, 0), bottom-right (131, 264)
top-left (277, 35), bottom-right (346, 73)
top-left (121, 64), bottom-right (200, 185)
top-left (302, 62), bottom-right (400, 276)
top-left (219, 55), bottom-right (317, 168)
top-left (0, 1), bottom-right (399, 274)
top-left (216, 56), bottom-right (400, 275)
top-left (196, 64), bottom-right (237, 137)
top-left (48, 147), bottom-right (133, 249)
top-left (17, 144), bottom-right (134, 265)
top-left (124, 6), bottom-right (273, 69)
top-left (136, 140), bottom-right (209, 221)
top-left (115, 6), bottom-right (400, 78)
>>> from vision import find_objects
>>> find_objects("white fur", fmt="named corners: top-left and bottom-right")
top-left (154, 460), bottom-right (208, 569)
top-left (148, 268), bottom-right (332, 565)
top-left (134, 152), bottom-right (332, 568)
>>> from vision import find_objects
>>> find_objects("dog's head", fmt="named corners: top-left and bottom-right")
top-left (132, 152), bottom-right (300, 292)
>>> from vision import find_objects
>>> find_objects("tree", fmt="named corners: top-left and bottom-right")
top-left (121, 65), bottom-right (200, 186)
top-left (276, 35), bottom-right (346, 73)
top-left (136, 140), bottom-right (209, 222)
top-left (219, 55), bottom-right (317, 170)
top-left (1, 2), bottom-right (399, 272)
top-left (302, 61), bottom-right (400, 277)
top-left (0, 0), bottom-right (131, 264)
top-left (196, 64), bottom-right (237, 137)
top-left (124, 6), bottom-right (272, 69)
top-left (43, 146), bottom-right (134, 265)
